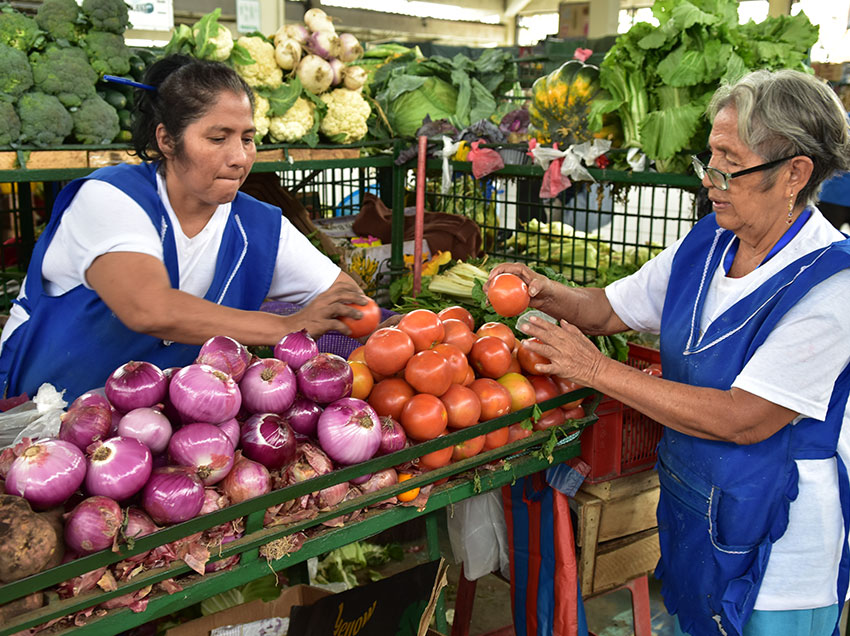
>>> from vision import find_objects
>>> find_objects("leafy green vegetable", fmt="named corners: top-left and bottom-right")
top-left (588, 0), bottom-right (818, 171)
top-left (313, 541), bottom-right (403, 589)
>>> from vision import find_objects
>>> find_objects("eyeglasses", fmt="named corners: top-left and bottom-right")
top-left (691, 154), bottom-right (798, 191)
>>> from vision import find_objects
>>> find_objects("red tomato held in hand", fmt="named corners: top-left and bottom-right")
top-left (401, 393), bottom-right (448, 441)
top-left (364, 328), bottom-right (414, 376)
top-left (397, 309), bottom-right (445, 351)
top-left (439, 384), bottom-right (481, 429)
top-left (487, 273), bottom-right (530, 317)
top-left (438, 305), bottom-right (475, 331)
top-left (339, 298), bottom-right (381, 338)
top-left (404, 350), bottom-right (453, 396)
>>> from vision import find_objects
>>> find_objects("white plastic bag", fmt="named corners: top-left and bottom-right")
top-left (0, 383), bottom-right (67, 449)
top-left (447, 490), bottom-right (510, 581)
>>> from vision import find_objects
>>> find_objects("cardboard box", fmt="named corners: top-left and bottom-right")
top-left (166, 559), bottom-right (448, 636)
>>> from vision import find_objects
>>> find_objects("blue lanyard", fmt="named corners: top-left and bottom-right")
top-left (723, 208), bottom-right (812, 274)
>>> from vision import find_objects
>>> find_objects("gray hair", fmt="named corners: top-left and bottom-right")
top-left (708, 69), bottom-right (850, 206)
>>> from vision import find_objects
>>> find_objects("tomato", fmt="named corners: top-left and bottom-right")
top-left (368, 377), bottom-right (415, 420)
top-left (506, 355), bottom-right (522, 375)
top-left (561, 405), bottom-right (586, 422)
top-left (397, 309), bottom-right (445, 351)
top-left (487, 273), bottom-right (530, 317)
top-left (364, 327), bottom-right (414, 376)
top-left (441, 319), bottom-right (475, 355)
top-left (469, 336), bottom-right (513, 379)
top-left (397, 473), bottom-right (420, 502)
top-left (483, 425), bottom-right (509, 450)
top-left (348, 361), bottom-right (374, 400)
top-left (475, 322), bottom-right (516, 351)
top-left (553, 376), bottom-right (586, 409)
top-left (463, 365), bottom-right (475, 386)
top-left (438, 305), bottom-right (475, 330)
top-left (348, 345), bottom-right (367, 364)
top-left (452, 432), bottom-right (486, 461)
top-left (417, 433), bottom-right (453, 470)
top-left (339, 297), bottom-right (382, 338)
top-left (497, 372), bottom-right (536, 413)
top-left (528, 374), bottom-right (560, 416)
top-left (517, 338), bottom-right (551, 375)
top-left (533, 407), bottom-right (566, 431)
top-left (508, 422), bottom-right (533, 443)
top-left (469, 378), bottom-right (512, 421)
top-left (401, 393), bottom-right (448, 441)
top-left (439, 384), bottom-right (481, 429)
top-left (433, 343), bottom-right (469, 385)
top-left (404, 349), bottom-right (453, 396)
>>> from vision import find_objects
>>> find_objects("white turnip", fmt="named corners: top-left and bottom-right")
top-left (297, 54), bottom-right (334, 94)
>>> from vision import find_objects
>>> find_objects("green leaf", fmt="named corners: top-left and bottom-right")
top-left (639, 100), bottom-right (704, 160)
top-left (669, 1), bottom-right (719, 30)
top-left (192, 8), bottom-right (221, 59)
top-left (262, 79), bottom-right (301, 117)
top-left (230, 42), bottom-right (255, 66)
top-left (531, 403), bottom-right (542, 422)
top-left (468, 78), bottom-right (497, 125)
top-left (451, 68), bottom-right (471, 127)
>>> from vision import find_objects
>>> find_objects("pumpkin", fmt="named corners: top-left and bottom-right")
top-left (528, 60), bottom-right (619, 147)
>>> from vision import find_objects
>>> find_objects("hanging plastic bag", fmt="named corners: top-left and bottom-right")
top-left (440, 135), bottom-right (464, 194)
top-left (447, 490), bottom-right (510, 581)
top-left (529, 142), bottom-right (571, 200)
top-left (0, 383), bottom-right (67, 449)
top-left (467, 140), bottom-right (505, 180)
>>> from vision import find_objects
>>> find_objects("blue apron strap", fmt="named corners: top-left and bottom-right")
top-left (833, 453), bottom-right (850, 636)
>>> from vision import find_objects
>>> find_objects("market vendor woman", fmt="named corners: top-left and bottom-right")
top-left (0, 55), bottom-right (369, 401)
top-left (488, 69), bottom-right (850, 636)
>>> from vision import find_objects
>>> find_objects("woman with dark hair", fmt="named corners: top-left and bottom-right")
top-left (0, 55), bottom-right (368, 401)
top-left (488, 69), bottom-right (850, 636)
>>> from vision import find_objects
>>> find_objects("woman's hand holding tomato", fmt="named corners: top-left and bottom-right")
top-left (517, 315), bottom-right (605, 386)
top-left (484, 263), bottom-right (556, 313)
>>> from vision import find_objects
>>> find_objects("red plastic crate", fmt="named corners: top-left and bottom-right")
top-left (579, 343), bottom-right (664, 483)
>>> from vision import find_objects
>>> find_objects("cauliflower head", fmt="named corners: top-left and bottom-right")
top-left (252, 91), bottom-right (270, 142)
top-left (0, 42), bottom-right (34, 101)
top-left (36, 0), bottom-right (83, 43)
top-left (269, 97), bottom-right (314, 143)
top-left (195, 23), bottom-right (233, 62)
top-left (0, 101), bottom-right (21, 146)
top-left (234, 36), bottom-right (282, 89)
top-left (17, 91), bottom-right (73, 147)
top-left (83, 29), bottom-right (131, 76)
top-left (81, 0), bottom-right (129, 34)
top-left (320, 88), bottom-right (371, 144)
top-left (30, 44), bottom-right (98, 108)
top-left (72, 94), bottom-right (119, 144)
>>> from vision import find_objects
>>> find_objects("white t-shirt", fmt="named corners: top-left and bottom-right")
top-left (606, 208), bottom-right (850, 611)
top-left (0, 171), bottom-right (340, 350)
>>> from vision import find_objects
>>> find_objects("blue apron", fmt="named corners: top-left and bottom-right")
top-left (655, 213), bottom-right (850, 636)
top-left (0, 162), bottom-right (281, 402)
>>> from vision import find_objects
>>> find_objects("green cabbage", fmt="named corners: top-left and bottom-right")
top-left (387, 76), bottom-right (457, 138)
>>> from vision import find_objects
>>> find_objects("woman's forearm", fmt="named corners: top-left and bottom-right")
top-left (536, 285), bottom-right (629, 336)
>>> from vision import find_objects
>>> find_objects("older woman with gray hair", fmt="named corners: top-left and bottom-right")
top-left (487, 69), bottom-right (850, 636)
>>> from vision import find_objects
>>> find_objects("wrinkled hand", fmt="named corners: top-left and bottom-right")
top-left (518, 315), bottom-right (604, 386)
top-left (295, 280), bottom-right (371, 337)
top-left (484, 262), bottom-right (557, 312)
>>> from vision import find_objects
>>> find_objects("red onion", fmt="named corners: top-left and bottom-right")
top-left (378, 416), bottom-right (406, 455)
top-left (168, 423), bottom-right (235, 486)
top-left (274, 330), bottom-right (319, 371)
top-left (142, 466), bottom-right (205, 525)
top-left (216, 417), bottom-right (241, 450)
top-left (5, 439), bottom-right (86, 509)
top-left (240, 413), bottom-right (297, 470)
top-left (222, 453), bottom-right (271, 504)
top-left (117, 407), bottom-right (172, 454)
top-left (196, 335), bottom-right (251, 382)
top-left (105, 361), bottom-right (168, 413)
top-left (239, 358), bottom-right (296, 414)
top-left (122, 507), bottom-right (158, 562)
top-left (169, 364), bottom-right (241, 424)
top-left (59, 405), bottom-right (112, 451)
top-left (318, 479), bottom-right (349, 508)
top-left (71, 390), bottom-right (122, 436)
top-left (351, 472), bottom-right (372, 485)
top-left (282, 395), bottom-right (322, 437)
top-left (85, 437), bottom-right (152, 501)
top-left (316, 398), bottom-right (381, 465)
top-left (64, 495), bottom-right (123, 555)
top-left (358, 468), bottom-right (398, 495)
top-left (297, 353), bottom-right (353, 405)
top-left (200, 488), bottom-right (228, 515)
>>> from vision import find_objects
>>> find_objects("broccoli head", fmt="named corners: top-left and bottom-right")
top-left (72, 94), bottom-right (119, 144)
top-left (81, 0), bottom-right (129, 34)
top-left (17, 91), bottom-right (73, 147)
top-left (36, 0), bottom-right (84, 43)
top-left (0, 42), bottom-right (33, 101)
top-left (0, 100), bottom-right (21, 146)
top-left (0, 4), bottom-right (43, 52)
top-left (30, 44), bottom-right (98, 108)
top-left (83, 30), bottom-right (131, 76)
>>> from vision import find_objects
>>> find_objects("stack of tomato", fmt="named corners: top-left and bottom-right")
top-left (346, 273), bottom-right (587, 473)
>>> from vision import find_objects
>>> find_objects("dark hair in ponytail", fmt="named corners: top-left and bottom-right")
top-left (132, 55), bottom-right (254, 162)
